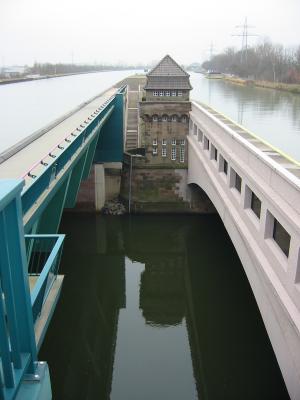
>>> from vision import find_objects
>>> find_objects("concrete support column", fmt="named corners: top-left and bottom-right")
top-left (95, 164), bottom-right (105, 211)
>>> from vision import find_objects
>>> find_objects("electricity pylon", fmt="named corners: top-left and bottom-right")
top-left (232, 17), bottom-right (258, 64)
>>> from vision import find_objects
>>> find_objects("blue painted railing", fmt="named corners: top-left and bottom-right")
top-left (20, 84), bottom-right (127, 216)
top-left (25, 234), bottom-right (64, 324)
top-left (21, 100), bottom-right (115, 215)
top-left (0, 180), bottom-right (65, 400)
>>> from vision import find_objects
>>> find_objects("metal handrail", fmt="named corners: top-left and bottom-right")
top-left (25, 234), bottom-right (65, 323)
top-left (20, 95), bottom-right (116, 181)
top-left (21, 103), bottom-right (115, 215)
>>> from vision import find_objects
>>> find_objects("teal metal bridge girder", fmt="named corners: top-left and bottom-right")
top-left (94, 92), bottom-right (125, 163)
top-left (0, 85), bottom-right (127, 399)
top-left (0, 179), bottom-right (65, 400)
top-left (22, 86), bottom-right (127, 235)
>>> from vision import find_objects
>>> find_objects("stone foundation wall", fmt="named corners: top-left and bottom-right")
top-left (75, 165), bottom-right (96, 211)
top-left (120, 160), bottom-right (216, 214)
top-left (69, 163), bottom-right (122, 212)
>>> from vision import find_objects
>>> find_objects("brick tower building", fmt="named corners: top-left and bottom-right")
top-left (121, 55), bottom-right (215, 213)
top-left (139, 55), bottom-right (192, 166)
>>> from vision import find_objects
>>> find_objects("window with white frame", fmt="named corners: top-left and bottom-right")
top-left (153, 115), bottom-right (158, 122)
top-left (230, 169), bottom-right (242, 193)
top-left (182, 115), bottom-right (187, 123)
top-left (159, 90), bottom-right (164, 96)
top-left (153, 138), bottom-right (157, 145)
top-left (162, 147), bottom-right (167, 157)
top-left (180, 139), bottom-right (185, 146)
top-left (172, 91), bottom-right (177, 96)
top-left (204, 136), bottom-right (210, 150)
top-left (165, 91), bottom-right (170, 96)
top-left (178, 91), bottom-right (183, 96)
top-left (152, 147), bottom-right (158, 155)
top-left (250, 191), bottom-right (261, 219)
top-left (171, 147), bottom-right (176, 160)
top-left (171, 115), bottom-right (177, 122)
top-left (211, 145), bottom-right (218, 161)
top-left (162, 138), bottom-right (167, 146)
top-left (219, 154), bottom-right (228, 175)
top-left (197, 128), bottom-right (203, 142)
top-left (180, 147), bottom-right (185, 162)
top-left (272, 217), bottom-right (291, 257)
top-left (153, 91), bottom-right (158, 96)
top-left (171, 138), bottom-right (176, 145)
top-left (162, 115), bottom-right (168, 122)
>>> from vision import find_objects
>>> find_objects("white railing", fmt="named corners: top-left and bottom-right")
top-left (188, 101), bottom-right (300, 311)
top-left (188, 101), bottom-right (300, 399)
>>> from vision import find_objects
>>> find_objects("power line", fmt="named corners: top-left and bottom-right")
top-left (232, 17), bottom-right (258, 63)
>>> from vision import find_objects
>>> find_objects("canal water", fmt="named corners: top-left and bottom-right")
top-left (190, 73), bottom-right (300, 162)
top-left (0, 70), bottom-right (139, 155)
top-left (40, 214), bottom-right (289, 400)
top-left (1, 71), bottom-right (300, 161)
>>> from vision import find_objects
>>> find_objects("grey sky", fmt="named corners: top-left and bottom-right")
top-left (1, 0), bottom-right (300, 66)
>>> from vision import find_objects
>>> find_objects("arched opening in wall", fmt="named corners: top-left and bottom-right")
top-left (186, 181), bottom-right (290, 398)
top-left (180, 114), bottom-right (188, 123)
top-left (188, 183), bottom-right (216, 214)
top-left (184, 208), bottom-right (290, 400)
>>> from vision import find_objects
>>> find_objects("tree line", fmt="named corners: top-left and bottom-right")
top-left (28, 62), bottom-right (142, 75)
top-left (202, 40), bottom-right (300, 83)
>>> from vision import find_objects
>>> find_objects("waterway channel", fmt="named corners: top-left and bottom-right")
top-left (40, 214), bottom-right (290, 399)
top-left (0, 71), bottom-right (299, 161)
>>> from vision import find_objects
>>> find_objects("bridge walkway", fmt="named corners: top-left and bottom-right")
top-left (0, 87), bottom-right (117, 182)
top-left (188, 101), bottom-right (300, 400)
top-left (196, 101), bottom-right (300, 178)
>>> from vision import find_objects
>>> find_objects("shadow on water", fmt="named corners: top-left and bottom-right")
top-left (40, 213), bottom-right (290, 400)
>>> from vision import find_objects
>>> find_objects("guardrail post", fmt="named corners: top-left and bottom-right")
top-left (0, 180), bottom-right (38, 375)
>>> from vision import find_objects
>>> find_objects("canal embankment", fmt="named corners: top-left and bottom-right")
top-left (0, 70), bottom-right (139, 85)
top-left (223, 75), bottom-right (300, 94)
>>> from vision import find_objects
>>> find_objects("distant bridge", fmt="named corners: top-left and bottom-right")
top-left (188, 101), bottom-right (300, 400)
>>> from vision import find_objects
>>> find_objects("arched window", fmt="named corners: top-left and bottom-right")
top-left (152, 114), bottom-right (158, 122)
top-left (181, 115), bottom-right (187, 123)
top-left (171, 115), bottom-right (178, 122)
top-left (162, 115), bottom-right (168, 122)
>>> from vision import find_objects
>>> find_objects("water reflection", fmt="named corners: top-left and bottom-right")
top-left (190, 73), bottom-right (300, 161)
top-left (40, 214), bottom-right (290, 399)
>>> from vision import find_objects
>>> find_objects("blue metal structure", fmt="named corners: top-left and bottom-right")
top-left (0, 85), bottom-right (127, 399)
top-left (0, 180), bottom-right (65, 399)
top-left (22, 86), bottom-right (127, 234)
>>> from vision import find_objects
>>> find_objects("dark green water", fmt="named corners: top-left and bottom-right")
top-left (40, 214), bottom-right (290, 399)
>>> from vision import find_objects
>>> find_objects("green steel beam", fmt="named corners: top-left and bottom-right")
top-left (94, 93), bottom-right (124, 163)
top-left (0, 181), bottom-right (37, 376)
top-left (64, 150), bottom-right (88, 208)
top-left (37, 174), bottom-right (71, 234)
top-left (82, 129), bottom-right (101, 180)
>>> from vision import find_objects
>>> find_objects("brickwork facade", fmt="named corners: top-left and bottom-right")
top-left (139, 55), bottom-right (192, 169)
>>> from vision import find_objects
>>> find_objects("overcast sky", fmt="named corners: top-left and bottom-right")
top-left (1, 0), bottom-right (300, 66)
